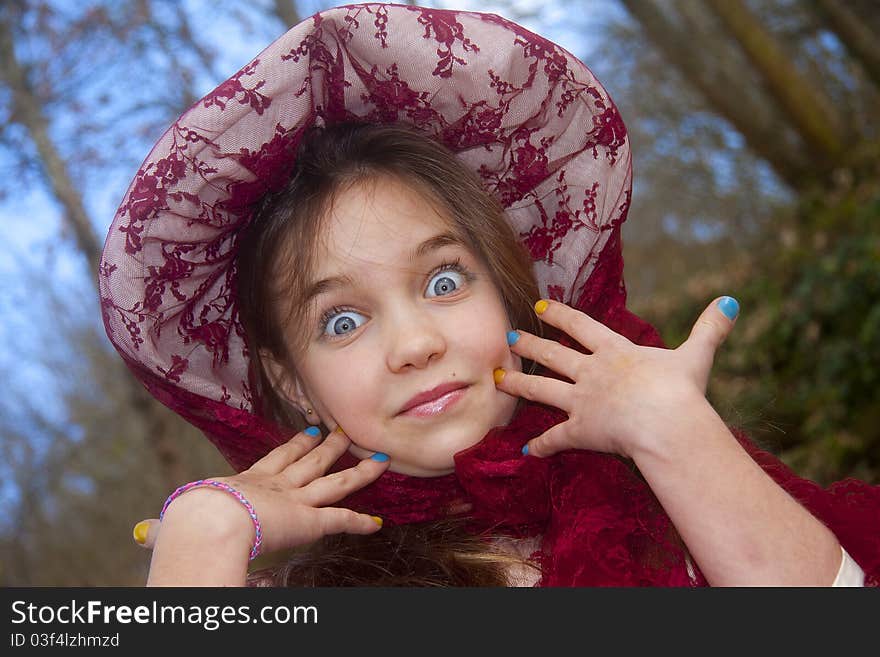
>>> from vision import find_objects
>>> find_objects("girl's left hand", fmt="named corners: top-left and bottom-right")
top-left (495, 296), bottom-right (740, 459)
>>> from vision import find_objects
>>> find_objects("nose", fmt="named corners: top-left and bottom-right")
top-left (385, 305), bottom-right (448, 371)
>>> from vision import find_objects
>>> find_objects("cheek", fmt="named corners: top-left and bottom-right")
top-left (458, 299), bottom-right (517, 367)
top-left (473, 328), bottom-right (511, 368)
top-left (303, 350), bottom-right (383, 418)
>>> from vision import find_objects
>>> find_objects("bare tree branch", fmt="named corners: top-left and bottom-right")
top-left (812, 0), bottom-right (880, 91)
top-left (271, 0), bottom-right (301, 29)
top-left (619, 0), bottom-right (812, 188)
top-left (0, 7), bottom-right (189, 494)
top-left (0, 15), bottom-right (102, 284)
top-left (704, 0), bottom-right (846, 162)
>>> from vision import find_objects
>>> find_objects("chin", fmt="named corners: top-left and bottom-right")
top-left (387, 462), bottom-right (455, 478)
top-left (391, 429), bottom-right (488, 477)
top-left (345, 442), bottom-right (454, 477)
top-left (347, 394), bottom-right (515, 477)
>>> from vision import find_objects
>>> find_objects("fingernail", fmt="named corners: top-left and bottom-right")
top-left (506, 330), bottom-right (520, 346)
top-left (370, 452), bottom-right (389, 462)
top-left (371, 516), bottom-right (383, 528)
top-left (534, 299), bottom-right (549, 315)
top-left (133, 521), bottom-right (149, 545)
top-left (304, 425), bottom-right (321, 437)
top-left (718, 296), bottom-right (740, 320)
top-left (493, 368), bottom-right (506, 384)
top-left (335, 425), bottom-right (346, 436)
top-left (521, 444), bottom-right (529, 455)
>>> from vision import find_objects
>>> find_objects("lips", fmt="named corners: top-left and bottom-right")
top-left (399, 382), bottom-right (468, 415)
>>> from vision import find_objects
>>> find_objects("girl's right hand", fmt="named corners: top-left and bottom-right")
top-left (133, 427), bottom-right (389, 556)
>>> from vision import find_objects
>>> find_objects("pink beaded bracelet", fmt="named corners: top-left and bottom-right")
top-left (159, 479), bottom-right (263, 561)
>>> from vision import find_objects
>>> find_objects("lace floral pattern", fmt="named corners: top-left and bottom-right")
top-left (100, 3), bottom-right (880, 586)
top-left (100, 3), bottom-right (630, 450)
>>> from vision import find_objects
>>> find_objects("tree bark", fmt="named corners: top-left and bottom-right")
top-left (0, 12), bottom-right (187, 492)
top-left (813, 0), bottom-right (880, 91)
top-left (271, 0), bottom-right (301, 28)
top-left (620, 0), bottom-right (812, 189)
top-left (704, 0), bottom-right (846, 163)
top-left (0, 18), bottom-right (102, 285)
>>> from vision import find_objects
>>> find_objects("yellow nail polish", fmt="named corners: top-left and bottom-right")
top-left (371, 516), bottom-right (383, 528)
top-left (132, 521), bottom-right (149, 545)
top-left (493, 368), bottom-right (506, 384)
top-left (534, 299), bottom-right (549, 315)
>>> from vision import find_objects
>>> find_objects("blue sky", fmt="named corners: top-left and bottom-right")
top-left (0, 0), bottom-right (613, 323)
top-left (0, 0), bottom-right (620, 522)
top-left (0, 0), bottom-right (771, 518)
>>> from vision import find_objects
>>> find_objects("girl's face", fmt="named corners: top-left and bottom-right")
top-left (285, 176), bottom-right (522, 476)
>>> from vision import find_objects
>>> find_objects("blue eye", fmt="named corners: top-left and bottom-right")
top-left (320, 308), bottom-right (367, 339)
top-left (317, 259), bottom-right (473, 341)
top-left (426, 268), bottom-right (465, 298)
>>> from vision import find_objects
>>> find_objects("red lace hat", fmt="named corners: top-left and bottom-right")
top-left (99, 2), bottom-right (633, 471)
top-left (101, 3), bottom-right (880, 586)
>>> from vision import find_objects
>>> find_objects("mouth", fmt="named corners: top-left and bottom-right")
top-left (398, 384), bottom-right (469, 418)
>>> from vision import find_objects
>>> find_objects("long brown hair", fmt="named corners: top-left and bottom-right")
top-left (235, 122), bottom-right (544, 585)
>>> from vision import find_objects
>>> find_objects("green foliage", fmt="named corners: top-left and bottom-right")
top-left (635, 173), bottom-right (880, 486)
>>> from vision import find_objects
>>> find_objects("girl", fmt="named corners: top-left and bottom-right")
top-left (101, 3), bottom-right (879, 586)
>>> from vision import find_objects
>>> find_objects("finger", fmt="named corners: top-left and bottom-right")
top-left (521, 420), bottom-right (574, 459)
top-left (533, 298), bottom-right (625, 353)
top-left (281, 428), bottom-right (352, 487)
top-left (493, 367), bottom-right (573, 411)
top-left (315, 506), bottom-right (384, 537)
top-left (248, 426), bottom-right (325, 476)
top-left (299, 455), bottom-right (391, 507)
top-left (679, 295), bottom-right (739, 360)
top-left (132, 518), bottom-right (160, 550)
top-left (507, 328), bottom-right (585, 383)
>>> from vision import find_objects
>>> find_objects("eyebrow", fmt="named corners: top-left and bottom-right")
top-left (303, 231), bottom-right (469, 305)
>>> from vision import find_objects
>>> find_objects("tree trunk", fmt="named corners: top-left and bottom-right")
top-left (271, 0), bottom-right (301, 28)
top-left (813, 0), bottom-right (880, 91)
top-left (0, 18), bottom-right (102, 285)
top-left (619, 0), bottom-right (812, 188)
top-left (0, 13), bottom-right (187, 492)
top-left (704, 0), bottom-right (846, 163)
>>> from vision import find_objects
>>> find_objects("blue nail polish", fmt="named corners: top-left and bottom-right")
top-left (506, 330), bottom-right (520, 346)
top-left (521, 444), bottom-right (529, 455)
top-left (718, 296), bottom-right (740, 320)
top-left (370, 452), bottom-right (390, 462)
top-left (304, 426), bottom-right (321, 437)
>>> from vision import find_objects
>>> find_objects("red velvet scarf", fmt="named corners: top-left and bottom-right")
top-left (97, 3), bottom-right (880, 587)
top-left (337, 285), bottom-right (880, 587)
top-left (338, 376), bottom-right (880, 587)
